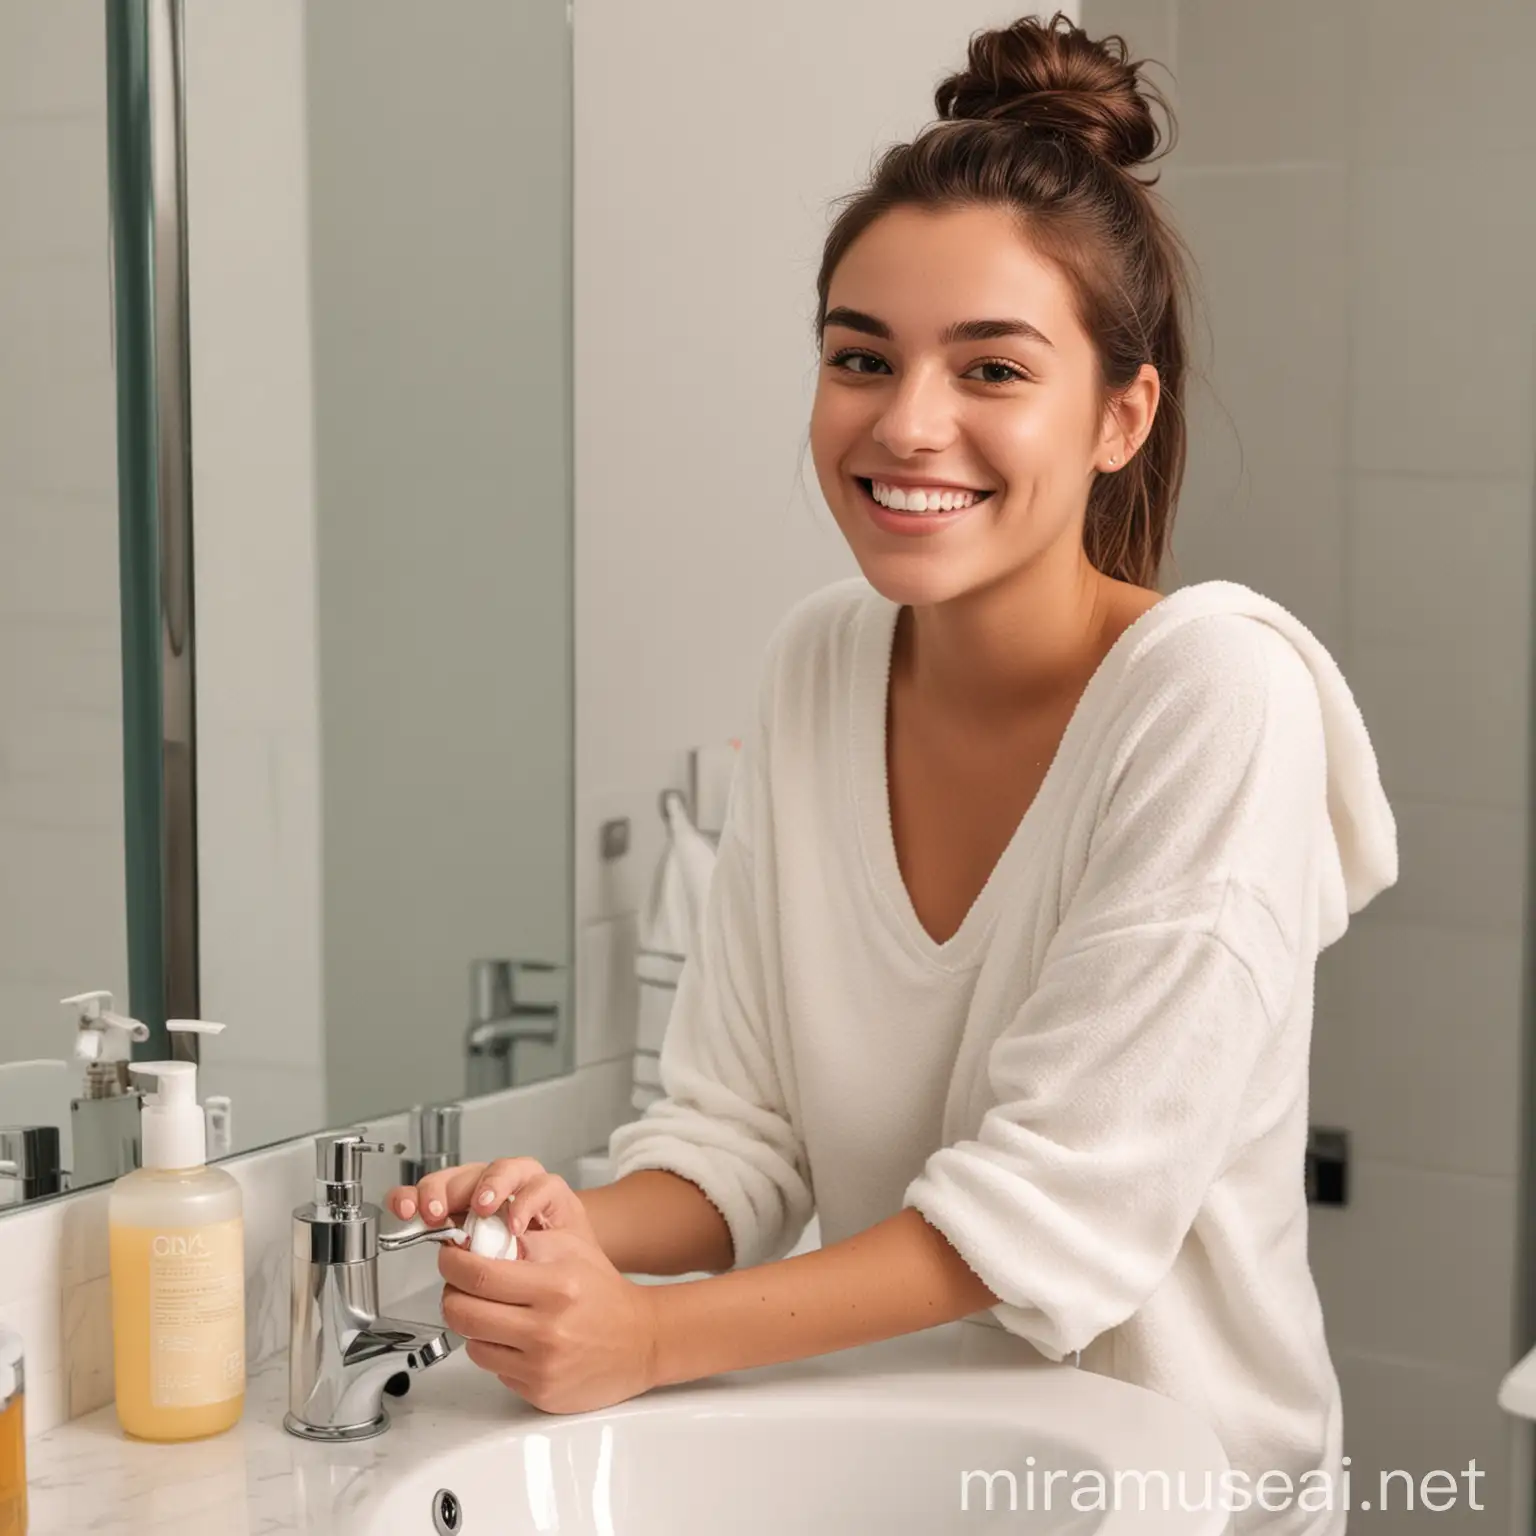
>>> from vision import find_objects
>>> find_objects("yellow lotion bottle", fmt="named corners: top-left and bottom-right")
top-left (109, 1033), bottom-right (244, 1441)
top-left (0, 1326), bottom-right (26, 1536)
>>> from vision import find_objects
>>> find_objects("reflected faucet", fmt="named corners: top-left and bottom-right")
top-left (464, 959), bottom-right (562, 1095)
top-left (284, 1132), bottom-right (464, 1442)
top-left (0, 1126), bottom-right (65, 1206)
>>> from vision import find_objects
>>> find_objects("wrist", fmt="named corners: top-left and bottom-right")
top-left (631, 1278), bottom-right (671, 1391)
top-left (636, 1278), bottom-right (692, 1389)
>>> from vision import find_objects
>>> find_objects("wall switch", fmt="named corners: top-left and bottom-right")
top-left (1305, 1127), bottom-right (1349, 1206)
top-left (599, 817), bottom-right (631, 861)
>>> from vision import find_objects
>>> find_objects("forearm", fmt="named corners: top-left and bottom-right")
top-left (577, 1170), bottom-right (735, 1276)
top-left (646, 1206), bottom-right (999, 1387)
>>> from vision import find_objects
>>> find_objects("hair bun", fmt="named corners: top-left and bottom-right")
top-left (934, 11), bottom-right (1165, 171)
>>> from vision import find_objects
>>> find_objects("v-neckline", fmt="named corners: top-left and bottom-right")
top-left (848, 587), bottom-right (1165, 971)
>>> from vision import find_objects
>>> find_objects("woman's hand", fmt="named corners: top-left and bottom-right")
top-left (439, 1226), bottom-right (661, 1414)
top-left (386, 1158), bottom-right (598, 1248)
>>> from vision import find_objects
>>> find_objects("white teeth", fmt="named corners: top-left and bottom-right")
top-left (868, 480), bottom-right (982, 514)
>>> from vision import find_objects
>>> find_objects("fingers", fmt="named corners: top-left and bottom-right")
top-left (389, 1157), bottom-right (556, 1224)
top-left (513, 1226), bottom-right (584, 1264)
top-left (406, 1163), bottom-right (489, 1224)
top-left (466, 1157), bottom-right (550, 1220)
top-left (441, 1284), bottom-right (540, 1349)
top-left (438, 1240), bottom-right (577, 1304)
top-left (501, 1171), bottom-right (569, 1235)
top-left (464, 1337), bottom-right (529, 1382)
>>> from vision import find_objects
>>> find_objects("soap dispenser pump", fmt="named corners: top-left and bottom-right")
top-left (108, 1050), bottom-right (245, 1442)
top-left (166, 1020), bottom-right (233, 1158)
top-left (60, 991), bottom-right (149, 1186)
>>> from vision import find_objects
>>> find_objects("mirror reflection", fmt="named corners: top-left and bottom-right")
top-left (0, 0), bottom-right (573, 1203)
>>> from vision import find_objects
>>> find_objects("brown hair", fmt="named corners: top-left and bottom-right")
top-left (815, 12), bottom-right (1190, 589)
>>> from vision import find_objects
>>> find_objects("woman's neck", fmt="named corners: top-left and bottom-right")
top-left (896, 544), bottom-right (1133, 723)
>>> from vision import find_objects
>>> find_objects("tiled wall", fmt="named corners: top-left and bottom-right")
top-left (1085, 2), bottom-right (1533, 1529)
top-left (0, 4), bottom-right (128, 1065)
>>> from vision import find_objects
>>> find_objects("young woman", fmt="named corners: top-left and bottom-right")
top-left (389, 15), bottom-right (1395, 1532)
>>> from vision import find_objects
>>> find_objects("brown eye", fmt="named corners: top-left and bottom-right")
top-left (964, 360), bottom-right (1027, 385)
top-left (828, 348), bottom-right (890, 376)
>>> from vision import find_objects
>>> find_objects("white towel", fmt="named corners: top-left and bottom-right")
top-left (640, 792), bottom-right (717, 955)
top-left (632, 790), bottom-right (719, 1102)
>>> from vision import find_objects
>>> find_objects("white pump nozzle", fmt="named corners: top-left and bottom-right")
top-left (127, 1060), bottom-right (206, 1169)
top-left (61, 991), bottom-right (150, 1064)
top-left (167, 1021), bottom-right (231, 1159)
top-left (167, 1020), bottom-right (226, 1037)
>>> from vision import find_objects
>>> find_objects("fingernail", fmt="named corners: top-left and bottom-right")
top-left (400, 1199), bottom-right (416, 1219)
top-left (478, 1189), bottom-right (496, 1207)
top-left (428, 1200), bottom-right (444, 1218)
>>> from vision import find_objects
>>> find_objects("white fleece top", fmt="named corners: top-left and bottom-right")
top-left (609, 575), bottom-right (1397, 1536)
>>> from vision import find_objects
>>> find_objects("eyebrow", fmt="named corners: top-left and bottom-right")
top-left (822, 306), bottom-right (1054, 349)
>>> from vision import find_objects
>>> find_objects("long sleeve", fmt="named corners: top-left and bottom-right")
top-left (904, 618), bottom-right (1333, 1359)
top-left (607, 711), bottom-right (814, 1271)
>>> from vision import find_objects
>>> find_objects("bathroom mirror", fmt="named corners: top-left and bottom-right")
top-left (0, 0), bottom-right (574, 1205)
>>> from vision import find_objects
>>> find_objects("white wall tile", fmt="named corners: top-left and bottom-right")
top-left (0, 492), bottom-right (118, 621)
top-left (1164, 166), bottom-right (1350, 476)
top-left (1349, 161), bottom-right (1536, 480)
top-left (1334, 1350), bottom-right (1513, 1532)
top-left (1362, 799), bottom-right (1525, 938)
top-left (1317, 922), bottom-right (1522, 1178)
top-left (1081, 0), bottom-right (1176, 79)
top-left (0, 256), bottom-right (114, 495)
top-left (0, 0), bottom-right (105, 118)
top-left (0, 822), bottom-right (129, 997)
top-left (1310, 1164), bottom-right (1517, 1376)
top-left (0, 616), bottom-right (119, 717)
top-left (1356, 0), bottom-right (1536, 166)
top-left (0, 681), bottom-right (124, 837)
top-left (1347, 638), bottom-right (1528, 811)
top-left (196, 724), bottom-right (323, 1077)
top-left (1171, 462), bottom-right (1347, 653)
top-left (1349, 476), bottom-right (1533, 651)
top-left (576, 912), bottom-right (640, 1069)
top-left (1172, 0), bottom-right (1364, 168)
top-left (0, 116), bottom-right (107, 261)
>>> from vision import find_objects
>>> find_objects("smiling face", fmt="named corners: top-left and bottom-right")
top-left (811, 203), bottom-right (1139, 608)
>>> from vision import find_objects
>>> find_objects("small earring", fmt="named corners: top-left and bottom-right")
top-left (1108, 455), bottom-right (1118, 466)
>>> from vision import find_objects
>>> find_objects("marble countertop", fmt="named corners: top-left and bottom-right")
top-left (24, 1286), bottom-right (1067, 1535)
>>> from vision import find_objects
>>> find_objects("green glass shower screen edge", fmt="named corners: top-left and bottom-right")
top-left (105, 0), bottom-right (169, 1057)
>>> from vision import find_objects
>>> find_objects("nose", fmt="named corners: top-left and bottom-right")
top-left (870, 363), bottom-right (957, 459)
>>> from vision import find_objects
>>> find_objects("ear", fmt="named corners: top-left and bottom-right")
top-left (1096, 363), bottom-right (1160, 472)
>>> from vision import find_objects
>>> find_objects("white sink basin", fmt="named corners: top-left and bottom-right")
top-left (344, 1324), bottom-right (1231, 1536)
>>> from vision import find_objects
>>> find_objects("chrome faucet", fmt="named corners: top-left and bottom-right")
top-left (400, 1101), bottom-right (463, 1188)
top-left (464, 959), bottom-right (562, 1095)
top-left (284, 1131), bottom-right (464, 1442)
top-left (0, 1126), bottom-right (65, 1206)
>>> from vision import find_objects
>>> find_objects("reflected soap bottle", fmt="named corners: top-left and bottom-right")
top-left (109, 1033), bottom-right (245, 1443)
top-left (60, 991), bottom-right (149, 1186)
top-left (0, 1326), bottom-right (26, 1536)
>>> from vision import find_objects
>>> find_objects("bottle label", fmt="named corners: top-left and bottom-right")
top-left (147, 1218), bottom-right (245, 1409)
